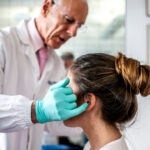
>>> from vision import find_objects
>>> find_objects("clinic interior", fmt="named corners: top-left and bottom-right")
top-left (1, 0), bottom-right (150, 150)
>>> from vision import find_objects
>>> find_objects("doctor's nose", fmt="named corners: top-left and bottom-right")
top-left (67, 24), bottom-right (79, 37)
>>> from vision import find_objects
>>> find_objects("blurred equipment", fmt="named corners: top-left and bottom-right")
top-left (42, 144), bottom-right (82, 150)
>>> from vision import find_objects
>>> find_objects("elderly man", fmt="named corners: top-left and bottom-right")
top-left (0, 0), bottom-right (88, 149)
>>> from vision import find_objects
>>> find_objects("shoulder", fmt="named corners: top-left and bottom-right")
top-left (0, 26), bottom-right (17, 56)
top-left (0, 26), bottom-right (19, 50)
top-left (83, 137), bottom-right (129, 150)
top-left (100, 136), bottom-right (129, 150)
top-left (0, 25), bottom-right (18, 40)
top-left (0, 20), bottom-right (29, 47)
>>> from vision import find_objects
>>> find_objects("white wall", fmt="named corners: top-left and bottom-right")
top-left (125, 1), bottom-right (150, 150)
top-left (126, 0), bottom-right (150, 63)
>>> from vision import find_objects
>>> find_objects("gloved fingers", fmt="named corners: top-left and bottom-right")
top-left (68, 103), bottom-right (88, 118)
top-left (62, 87), bottom-right (73, 95)
top-left (64, 102), bottom-right (77, 110)
top-left (50, 78), bottom-right (70, 90)
top-left (65, 94), bottom-right (77, 102)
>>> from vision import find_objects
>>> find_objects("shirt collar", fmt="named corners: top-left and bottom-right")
top-left (27, 19), bottom-right (44, 52)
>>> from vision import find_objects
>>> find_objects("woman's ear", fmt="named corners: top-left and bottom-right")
top-left (42, 0), bottom-right (54, 17)
top-left (84, 93), bottom-right (96, 111)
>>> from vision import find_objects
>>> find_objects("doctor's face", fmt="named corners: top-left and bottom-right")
top-left (40, 0), bottom-right (88, 49)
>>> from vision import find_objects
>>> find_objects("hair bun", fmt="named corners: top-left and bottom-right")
top-left (115, 53), bottom-right (150, 96)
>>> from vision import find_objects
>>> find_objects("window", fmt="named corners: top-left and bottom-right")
top-left (58, 0), bottom-right (125, 57)
top-left (0, 0), bottom-right (125, 57)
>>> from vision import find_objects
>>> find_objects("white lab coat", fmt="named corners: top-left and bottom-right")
top-left (0, 20), bottom-right (81, 150)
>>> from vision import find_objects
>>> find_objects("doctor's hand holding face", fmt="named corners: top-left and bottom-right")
top-left (31, 78), bottom-right (88, 123)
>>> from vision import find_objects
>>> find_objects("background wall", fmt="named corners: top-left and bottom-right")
top-left (125, 1), bottom-right (150, 150)
top-left (126, 0), bottom-right (150, 63)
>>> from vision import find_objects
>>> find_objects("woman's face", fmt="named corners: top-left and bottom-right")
top-left (64, 70), bottom-right (86, 127)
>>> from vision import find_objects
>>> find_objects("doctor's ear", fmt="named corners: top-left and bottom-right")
top-left (84, 93), bottom-right (96, 111)
top-left (42, 0), bottom-right (54, 17)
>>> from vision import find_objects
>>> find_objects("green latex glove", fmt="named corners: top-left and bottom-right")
top-left (35, 78), bottom-right (88, 123)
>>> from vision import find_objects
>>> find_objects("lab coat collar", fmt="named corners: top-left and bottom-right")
top-left (16, 20), bottom-right (53, 53)
top-left (27, 19), bottom-right (44, 52)
top-left (15, 20), bottom-right (55, 78)
top-left (16, 20), bottom-right (31, 46)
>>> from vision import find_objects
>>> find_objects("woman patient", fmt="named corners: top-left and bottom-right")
top-left (64, 53), bottom-right (150, 150)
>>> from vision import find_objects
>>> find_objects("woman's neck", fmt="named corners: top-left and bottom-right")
top-left (82, 117), bottom-right (121, 150)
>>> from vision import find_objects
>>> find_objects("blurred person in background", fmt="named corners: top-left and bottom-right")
top-left (61, 51), bottom-right (75, 70)
top-left (0, 0), bottom-right (88, 150)
top-left (64, 53), bottom-right (150, 150)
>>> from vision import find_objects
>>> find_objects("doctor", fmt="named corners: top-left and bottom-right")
top-left (0, 0), bottom-right (88, 149)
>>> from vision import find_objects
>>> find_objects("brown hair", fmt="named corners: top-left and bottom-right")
top-left (70, 53), bottom-right (150, 125)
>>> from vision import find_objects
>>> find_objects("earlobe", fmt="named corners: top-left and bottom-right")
top-left (84, 93), bottom-right (96, 111)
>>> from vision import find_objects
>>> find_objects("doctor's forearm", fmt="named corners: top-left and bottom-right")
top-left (31, 101), bottom-right (38, 123)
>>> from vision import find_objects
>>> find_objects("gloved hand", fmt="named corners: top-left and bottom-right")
top-left (35, 78), bottom-right (88, 123)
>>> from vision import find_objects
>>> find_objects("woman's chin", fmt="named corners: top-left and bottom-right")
top-left (63, 119), bottom-right (79, 128)
top-left (64, 120), bottom-right (74, 127)
top-left (63, 112), bottom-right (83, 127)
